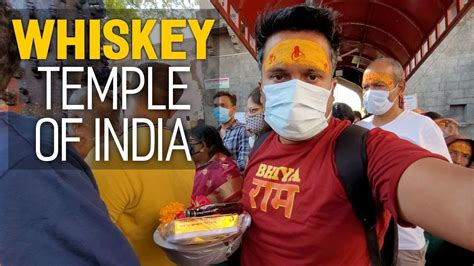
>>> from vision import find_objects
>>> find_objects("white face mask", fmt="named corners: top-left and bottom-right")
top-left (263, 79), bottom-right (331, 141)
top-left (363, 87), bottom-right (397, 115)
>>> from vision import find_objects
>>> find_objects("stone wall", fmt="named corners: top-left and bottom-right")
top-left (407, 9), bottom-right (474, 138)
top-left (200, 29), bottom-right (260, 126)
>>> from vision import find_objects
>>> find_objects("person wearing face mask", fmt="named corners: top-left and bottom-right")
top-left (239, 5), bottom-right (474, 266)
top-left (212, 91), bottom-right (250, 172)
top-left (188, 124), bottom-right (243, 203)
top-left (356, 58), bottom-right (451, 266)
top-left (245, 87), bottom-right (270, 148)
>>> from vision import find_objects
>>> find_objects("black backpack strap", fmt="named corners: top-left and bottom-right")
top-left (335, 125), bottom-right (382, 266)
top-left (382, 218), bottom-right (398, 266)
top-left (249, 130), bottom-right (272, 158)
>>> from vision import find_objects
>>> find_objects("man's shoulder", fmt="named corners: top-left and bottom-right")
top-left (1, 113), bottom-right (44, 175)
top-left (356, 119), bottom-right (375, 130)
top-left (0, 112), bottom-right (39, 144)
top-left (231, 120), bottom-right (247, 130)
top-left (399, 110), bottom-right (435, 126)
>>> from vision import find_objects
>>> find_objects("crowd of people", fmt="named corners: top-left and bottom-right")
top-left (0, 1), bottom-right (473, 266)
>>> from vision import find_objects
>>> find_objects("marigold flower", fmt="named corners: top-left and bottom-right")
top-left (159, 202), bottom-right (185, 228)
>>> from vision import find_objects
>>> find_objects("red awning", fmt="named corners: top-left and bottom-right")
top-left (211, 0), bottom-right (471, 84)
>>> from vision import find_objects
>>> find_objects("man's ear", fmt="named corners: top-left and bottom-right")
top-left (398, 79), bottom-right (407, 95)
top-left (396, 79), bottom-right (406, 108)
top-left (331, 78), bottom-right (337, 91)
top-left (229, 105), bottom-right (237, 117)
top-left (329, 78), bottom-right (337, 103)
top-left (259, 80), bottom-right (265, 107)
top-left (67, 122), bottom-right (79, 136)
top-left (325, 79), bottom-right (337, 117)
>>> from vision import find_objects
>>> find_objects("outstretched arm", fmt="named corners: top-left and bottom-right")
top-left (397, 158), bottom-right (474, 251)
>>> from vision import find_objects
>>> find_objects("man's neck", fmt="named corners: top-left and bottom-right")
top-left (219, 117), bottom-right (235, 137)
top-left (372, 107), bottom-right (403, 127)
top-left (125, 109), bottom-right (169, 125)
top-left (221, 117), bottom-right (235, 129)
top-left (279, 135), bottom-right (298, 144)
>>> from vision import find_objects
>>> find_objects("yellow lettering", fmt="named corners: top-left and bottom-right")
top-left (57, 20), bottom-right (85, 59)
top-left (281, 168), bottom-right (295, 182)
top-left (272, 166), bottom-right (287, 181)
top-left (89, 20), bottom-right (101, 60)
top-left (264, 166), bottom-right (278, 180)
top-left (12, 19), bottom-right (55, 60)
top-left (255, 163), bottom-right (267, 177)
top-left (103, 19), bottom-right (129, 60)
top-left (188, 19), bottom-right (214, 60)
top-left (289, 168), bottom-right (301, 183)
top-left (161, 19), bottom-right (186, 60)
top-left (132, 19), bottom-right (157, 60)
top-left (56, 19), bottom-right (85, 60)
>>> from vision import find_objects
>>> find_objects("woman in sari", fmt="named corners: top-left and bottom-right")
top-left (188, 124), bottom-right (243, 203)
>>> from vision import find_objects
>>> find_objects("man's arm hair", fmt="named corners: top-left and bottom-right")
top-left (397, 158), bottom-right (474, 251)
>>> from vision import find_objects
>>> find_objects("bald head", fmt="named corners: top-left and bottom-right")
top-left (128, 62), bottom-right (184, 107)
top-left (67, 88), bottom-right (122, 158)
top-left (124, 62), bottom-right (185, 121)
top-left (68, 88), bottom-right (122, 126)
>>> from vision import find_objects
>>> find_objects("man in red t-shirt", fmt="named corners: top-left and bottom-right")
top-left (241, 5), bottom-right (474, 265)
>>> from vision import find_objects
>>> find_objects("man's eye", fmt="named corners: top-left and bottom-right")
top-left (271, 73), bottom-right (285, 81)
top-left (308, 74), bottom-right (319, 81)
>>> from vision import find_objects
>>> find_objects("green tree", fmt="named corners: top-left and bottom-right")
top-left (104, 0), bottom-right (197, 20)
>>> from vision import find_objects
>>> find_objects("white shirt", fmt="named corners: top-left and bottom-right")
top-left (357, 110), bottom-right (451, 250)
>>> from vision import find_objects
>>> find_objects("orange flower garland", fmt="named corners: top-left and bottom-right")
top-left (159, 202), bottom-right (185, 228)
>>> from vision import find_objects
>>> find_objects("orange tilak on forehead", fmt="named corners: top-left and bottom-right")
top-left (362, 71), bottom-right (395, 88)
top-left (263, 39), bottom-right (330, 74)
top-left (435, 120), bottom-right (447, 128)
top-left (449, 141), bottom-right (472, 155)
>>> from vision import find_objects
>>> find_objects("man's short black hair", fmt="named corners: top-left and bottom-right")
top-left (422, 111), bottom-right (443, 121)
top-left (213, 91), bottom-right (237, 106)
top-left (354, 111), bottom-right (362, 120)
top-left (255, 5), bottom-right (341, 72)
top-left (332, 102), bottom-right (354, 123)
top-left (0, 0), bottom-right (20, 93)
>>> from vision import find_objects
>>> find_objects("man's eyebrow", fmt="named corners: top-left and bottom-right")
top-left (266, 67), bottom-right (289, 73)
top-left (304, 67), bottom-right (325, 74)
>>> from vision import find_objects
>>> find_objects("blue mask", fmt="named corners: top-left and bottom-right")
top-left (264, 79), bottom-right (331, 141)
top-left (212, 107), bottom-right (231, 124)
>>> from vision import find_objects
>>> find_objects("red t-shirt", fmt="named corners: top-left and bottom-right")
top-left (241, 118), bottom-right (445, 265)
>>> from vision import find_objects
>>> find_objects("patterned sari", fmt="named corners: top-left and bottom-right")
top-left (192, 153), bottom-right (243, 203)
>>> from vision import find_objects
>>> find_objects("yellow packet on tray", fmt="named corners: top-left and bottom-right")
top-left (161, 214), bottom-right (240, 245)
